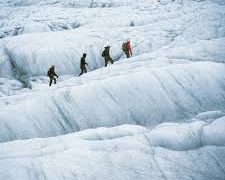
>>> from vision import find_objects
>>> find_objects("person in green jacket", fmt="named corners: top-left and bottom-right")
top-left (102, 46), bottom-right (114, 67)
top-left (79, 53), bottom-right (88, 76)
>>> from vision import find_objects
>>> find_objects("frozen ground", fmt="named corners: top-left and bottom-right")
top-left (0, 0), bottom-right (225, 179)
top-left (1, 61), bottom-right (225, 142)
top-left (0, 116), bottom-right (225, 180)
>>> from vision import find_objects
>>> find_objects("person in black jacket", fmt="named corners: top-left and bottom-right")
top-left (102, 46), bottom-right (114, 67)
top-left (79, 53), bottom-right (88, 76)
top-left (47, 65), bottom-right (58, 86)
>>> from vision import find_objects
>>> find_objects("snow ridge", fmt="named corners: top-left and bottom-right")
top-left (0, 0), bottom-right (225, 179)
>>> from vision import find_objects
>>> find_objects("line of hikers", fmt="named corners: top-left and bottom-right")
top-left (47, 39), bottom-right (132, 86)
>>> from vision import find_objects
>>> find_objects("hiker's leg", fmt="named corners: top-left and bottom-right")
top-left (49, 78), bottom-right (53, 86)
top-left (54, 77), bottom-right (56, 84)
top-left (110, 58), bottom-right (114, 64)
top-left (126, 51), bottom-right (129, 58)
top-left (79, 69), bottom-right (83, 76)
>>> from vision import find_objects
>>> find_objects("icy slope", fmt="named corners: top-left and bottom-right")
top-left (0, 0), bottom-right (225, 142)
top-left (0, 60), bottom-right (225, 142)
top-left (0, 0), bottom-right (225, 179)
top-left (0, 0), bottom-right (224, 136)
top-left (0, 118), bottom-right (225, 180)
top-left (1, 0), bottom-right (225, 80)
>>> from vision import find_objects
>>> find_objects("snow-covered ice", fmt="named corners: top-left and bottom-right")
top-left (0, 0), bottom-right (225, 179)
top-left (0, 120), bottom-right (225, 180)
top-left (1, 61), bottom-right (225, 142)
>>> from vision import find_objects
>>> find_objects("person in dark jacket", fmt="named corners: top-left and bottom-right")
top-left (102, 46), bottom-right (114, 67)
top-left (79, 53), bottom-right (88, 76)
top-left (47, 65), bottom-right (58, 86)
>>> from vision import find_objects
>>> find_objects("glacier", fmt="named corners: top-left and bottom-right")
top-left (1, 61), bottom-right (225, 142)
top-left (0, 120), bottom-right (225, 180)
top-left (0, 0), bottom-right (225, 179)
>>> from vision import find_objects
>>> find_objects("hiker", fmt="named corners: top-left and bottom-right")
top-left (47, 65), bottom-right (58, 86)
top-left (122, 39), bottom-right (132, 58)
top-left (102, 46), bottom-right (114, 67)
top-left (79, 53), bottom-right (88, 76)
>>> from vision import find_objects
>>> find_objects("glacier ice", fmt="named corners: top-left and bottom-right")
top-left (0, 0), bottom-right (225, 179)
top-left (0, 121), bottom-right (225, 180)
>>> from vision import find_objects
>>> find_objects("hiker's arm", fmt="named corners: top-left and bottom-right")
top-left (54, 72), bottom-right (58, 78)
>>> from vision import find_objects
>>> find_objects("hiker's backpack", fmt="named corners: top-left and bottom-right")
top-left (47, 69), bottom-right (51, 77)
top-left (122, 42), bottom-right (128, 51)
top-left (102, 51), bottom-right (105, 57)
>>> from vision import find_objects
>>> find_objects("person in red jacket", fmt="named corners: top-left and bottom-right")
top-left (122, 39), bottom-right (132, 58)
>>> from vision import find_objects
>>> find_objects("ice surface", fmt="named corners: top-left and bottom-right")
top-left (0, 122), bottom-right (225, 180)
top-left (1, 61), bottom-right (225, 142)
top-left (0, 0), bottom-right (225, 179)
